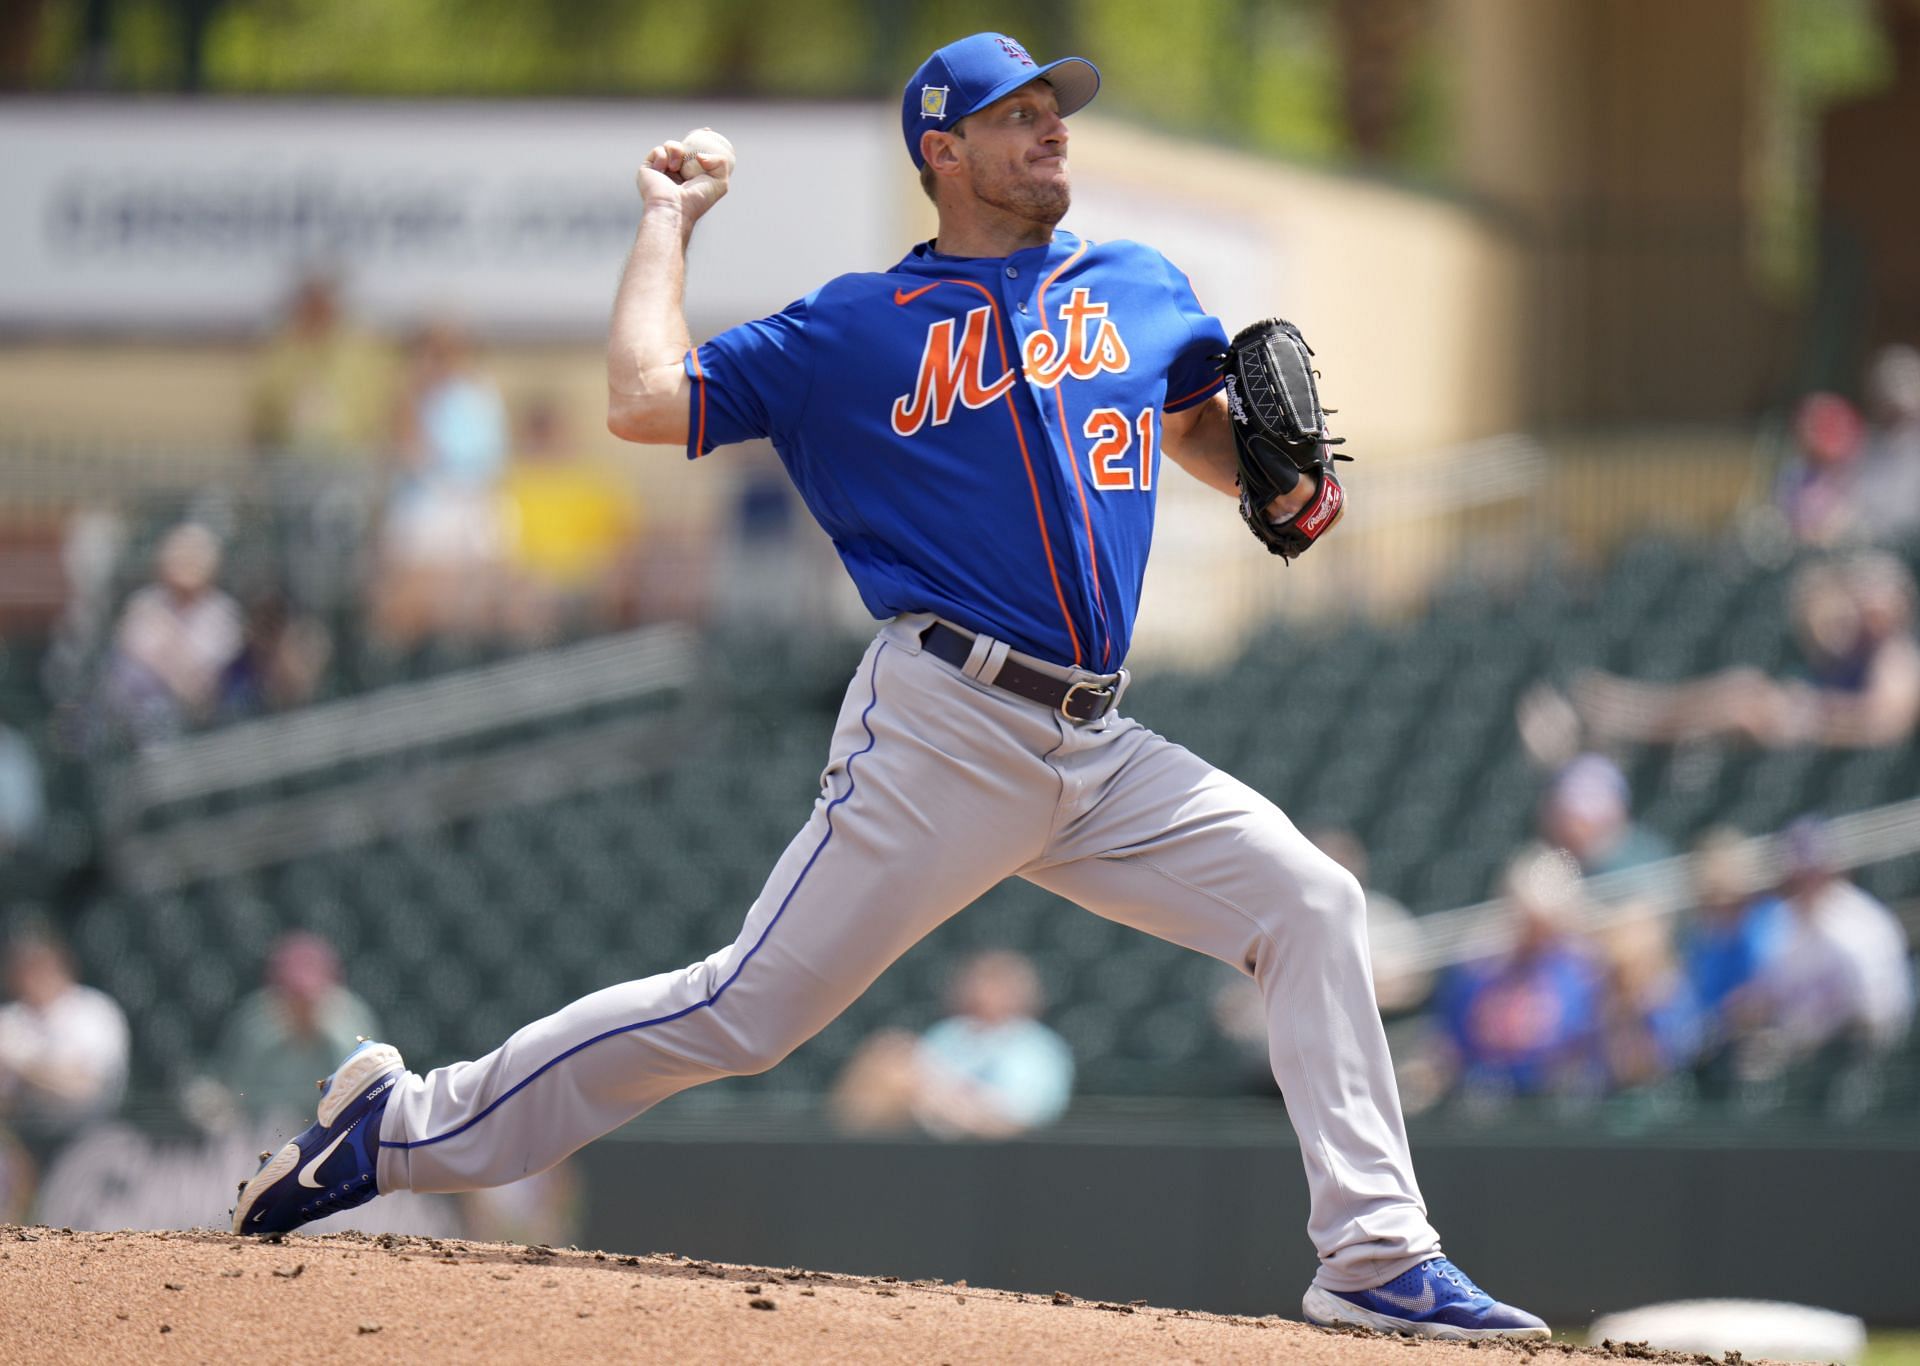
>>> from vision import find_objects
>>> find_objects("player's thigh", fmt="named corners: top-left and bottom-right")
top-left (1026, 732), bottom-right (1362, 973)
top-left (696, 637), bottom-right (1055, 1017)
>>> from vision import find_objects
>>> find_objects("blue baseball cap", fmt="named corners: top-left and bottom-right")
top-left (901, 33), bottom-right (1100, 169)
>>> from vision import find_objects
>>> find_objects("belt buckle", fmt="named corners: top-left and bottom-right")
top-left (1059, 680), bottom-right (1114, 723)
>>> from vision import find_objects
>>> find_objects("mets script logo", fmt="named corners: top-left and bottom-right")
top-left (890, 287), bottom-right (1131, 436)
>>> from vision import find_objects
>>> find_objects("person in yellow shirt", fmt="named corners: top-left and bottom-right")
top-left (252, 273), bottom-right (396, 460)
top-left (499, 398), bottom-right (644, 641)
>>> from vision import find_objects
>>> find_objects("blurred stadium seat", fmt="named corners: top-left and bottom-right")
top-left (2, 449), bottom-right (1912, 1125)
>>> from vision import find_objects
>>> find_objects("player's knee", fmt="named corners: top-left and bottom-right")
top-left (1283, 857), bottom-right (1368, 950)
top-left (708, 1025), bottom-right (800, 1078)
top-left (728, 1038), bottom-right (794, 1077)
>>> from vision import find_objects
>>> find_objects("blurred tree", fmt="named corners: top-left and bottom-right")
top-left (14, 0), bottom-right (1420, 174)
top-left (0, 0), bottom-right (51, 89)
top-left (1079, 0), bottom-right (1344, 163)
top-left (1756, 0), bottom-right (1894, 300)
top-left (1331, 0), bottom-right (1429, 163)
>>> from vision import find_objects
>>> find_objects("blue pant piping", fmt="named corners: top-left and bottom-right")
top-left (382, 641), bottom-right (890, 1152)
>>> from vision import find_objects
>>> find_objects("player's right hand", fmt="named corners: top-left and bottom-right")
top-left (637, 139), bottom-right (730, 227)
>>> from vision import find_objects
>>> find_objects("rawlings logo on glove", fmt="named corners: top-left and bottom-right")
top-left (1217, 318), bottom-right (1352, 560)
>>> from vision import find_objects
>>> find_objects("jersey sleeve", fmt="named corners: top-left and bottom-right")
top-left (1154, 253), bottom-right (1231, 413)
top-left (683, 294), bottom-right (816, 458)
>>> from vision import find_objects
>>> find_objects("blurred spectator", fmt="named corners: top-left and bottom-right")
top-left (186, 932), bottom-right (380, 1129)
top-left (1743, 818), bottom-right (1914, 1069)
top-left (713, 450), bottom-right (848, 630)
top-left (1595, 915), bottom-right (1702, 1093)
top-left (95, 523), bottom-right (244, 747)
top-left (0, 926), bottom-right (129, 1161)
top-left (1416, 847), bottom-right (1607, 1105)
top-left (1677, 829), bottom-right (1790, 1091)
top-left (1537, 754), bottom-right (1670, 878)
top-left (498, 398), bottom-right (644, 643)
top-left (1854, 344), bottom-right (1920, 544)
top-left (1546, 556), bottom-right (1920, 751)
top-left (373, 321), bottom-right (510, 646)
top-left (0, 716), bottom-right (44, 858)
top-left (1772, 392), bottom-right (1866, 546)
top-left (831, 950), bottom-right (1073, 1139)
top-left (1786, 552), bottom-right (1920, 747)
top-left (217, 593), bottom-right (333, 720)
top-left (252, 272), bottom-right (397, 458)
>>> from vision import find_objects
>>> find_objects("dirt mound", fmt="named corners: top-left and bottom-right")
top-left (0, 1225), bottom-right (1759, 1364)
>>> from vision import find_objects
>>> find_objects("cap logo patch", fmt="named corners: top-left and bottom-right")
top-left (920, 85), bottom-right (949, 118)
top-left (996, 37), bottom-right (1035, 66)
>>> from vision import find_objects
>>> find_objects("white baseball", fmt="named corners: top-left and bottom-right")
top-left (677, 128), bottom-right (735, 182)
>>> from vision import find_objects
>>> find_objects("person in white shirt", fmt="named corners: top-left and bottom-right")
top-left (1753, 818), bottom-right (1914, 1058)
top-left (99, 523), bottom-right (244, 746)
top-left (0, 929), bottom-right (130, 1161)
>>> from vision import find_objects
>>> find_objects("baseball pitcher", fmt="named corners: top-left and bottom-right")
top-left (234, 32), bottom-right (1547, 1340)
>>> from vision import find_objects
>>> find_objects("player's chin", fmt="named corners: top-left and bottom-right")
top-left (1024, 161), bottom-right (1071, 214)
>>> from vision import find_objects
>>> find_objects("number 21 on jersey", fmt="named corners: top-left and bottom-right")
top-left (1084, 406), bottom-right (1155, 491)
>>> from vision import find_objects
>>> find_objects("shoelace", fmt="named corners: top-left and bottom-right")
top-left (1428, 1260), bottom-right (1489, 1301)
top-left (298, 1171), bottom-right (374, 1220)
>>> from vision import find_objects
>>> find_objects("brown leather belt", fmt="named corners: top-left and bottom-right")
top-left (919, 622), bottom-right (1119, 723)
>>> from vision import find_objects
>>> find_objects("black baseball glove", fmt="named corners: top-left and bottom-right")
top-left (1217, 318), bottom-right (1351, 560)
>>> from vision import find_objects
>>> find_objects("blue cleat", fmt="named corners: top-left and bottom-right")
top-left (1302, 1256), bottom-right (1550, 1340)
top-left (231, 1040), bottom-right (404, 1235)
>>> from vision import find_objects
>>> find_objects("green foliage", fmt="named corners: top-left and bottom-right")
top-left (1753, 0), bottom-right (1896, 300)
top-left (22, 0), bottom-right (1360, 165)
top-left (1866, 1331), bottom-right (1920, 1366)
top-left (1774, 0), bottom-right (1894, 103)
top-left (198, 0), bottom-right (702, 95)
top-left (1078, 0), bottom-right (1342, 163)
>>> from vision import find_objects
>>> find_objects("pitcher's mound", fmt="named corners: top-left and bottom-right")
top-left (0, 1225), bottom-right (1757, 1364)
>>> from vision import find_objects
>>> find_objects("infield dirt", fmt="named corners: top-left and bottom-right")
top-left (0, 1225), bottom-right (1771, 1364)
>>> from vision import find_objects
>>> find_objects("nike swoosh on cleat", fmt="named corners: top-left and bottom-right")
top-left (297, 1120), bottom-right (358, 1189)
top-left (1371, 1283), bottom-right (1438, 1314)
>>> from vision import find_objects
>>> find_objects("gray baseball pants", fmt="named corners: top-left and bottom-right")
top-left (375, 612), bottom-right (1442, 1292)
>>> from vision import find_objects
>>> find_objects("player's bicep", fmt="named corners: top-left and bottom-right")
top-left (682, 298), bottom-right (815, 460)
top-left (607, 362), bottom-right (693, 446)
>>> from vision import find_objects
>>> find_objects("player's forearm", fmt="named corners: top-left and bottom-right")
top-left (1161, 394), bottom-right (1240, 497)
top-left (605, 201), bottom-right (695, 444)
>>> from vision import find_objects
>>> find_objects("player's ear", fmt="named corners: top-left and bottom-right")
top-left (921, 129), bottom-right (962, 177)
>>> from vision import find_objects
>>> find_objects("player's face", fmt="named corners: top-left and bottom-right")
top-left (955, 80), bottom-right (1071, 225)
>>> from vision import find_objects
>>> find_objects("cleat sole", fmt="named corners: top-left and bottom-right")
top-left (1302, 1285), bottom-right (1550, 1342)
top-left (232, 1141), bottom-right (300, 1234)
top-left (317, 1043), bottom-right (404, 1129)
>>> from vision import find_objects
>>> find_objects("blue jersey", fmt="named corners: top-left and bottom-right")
top-left (686, 230), bottom-right (1229, 669)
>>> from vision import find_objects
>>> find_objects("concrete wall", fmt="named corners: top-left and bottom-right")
top-left (1446, 0), bottom-right (1776, 425)
top-left (574, 1130), bottom-right (1920, 1326)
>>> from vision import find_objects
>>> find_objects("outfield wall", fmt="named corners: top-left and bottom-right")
top-left (573, 1132), bottom-right (1920, 1325)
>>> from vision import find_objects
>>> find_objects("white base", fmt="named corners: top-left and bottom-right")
top-left (1587, 1299), bottom-right (1865, 1363)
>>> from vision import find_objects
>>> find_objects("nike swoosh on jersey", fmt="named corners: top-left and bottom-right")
top-left (297, 1120), bottom-right (358, 1189)
top-left (1371, 1282), bottom-right (1438, 1314)
top-left (893, 284), bottom-right (941, 306)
